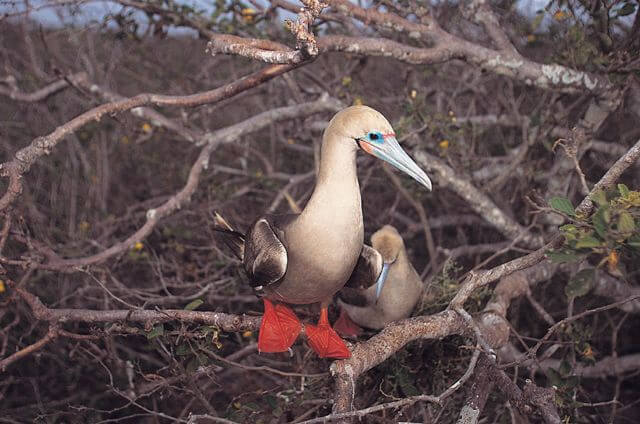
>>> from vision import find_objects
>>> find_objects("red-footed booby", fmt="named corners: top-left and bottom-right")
top-left (334, 225), bottom-right (423, 336)
top-left (214, 105), bottom-right (431, 359)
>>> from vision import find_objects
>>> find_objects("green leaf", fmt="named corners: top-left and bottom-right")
top-left (531, 12), bottom-right (544, 31)
top-left (560, 224), bottom-right (578, 232)
top-left (618, 184), bottom-right (630, 197)
top-left (591, 190), bottom-right (607, 207)
top-left (176, 344), bottom-right (191, 356)
top-left (396, 369), bottom-right (419, 396)
top-left (558, 359), bottom-right (572, 376)
top-left (546, 250), bottom-right (583, 263)
top-left (575, 235), bottom-right (602, 249)
top-left (146, 324), bottom-right (164, 340)
top-left (550, 197), bottom-right (575, 216)
top-left (592, 207), bottom-right (608, 238)
top-left (560, 224), bottom-right (579, 241)
top-left (628, 235), bottom-right (640, 247)
top-left (264, 395), bottom-right (278, 409)
top-left (618, 211), bottom-right (635, 233)
top-left (564, 375), bottom-right (580, 389)
top-left (186, 357), bottom-right (199, 373)
top-left (244, 402), bottom-right (260, 412)
top-left (565, 268), bottom-right (595, 299)
top-left (184, 299), bottom-right (204, 311)
top-left (546, 367), bottom-right (563, 387)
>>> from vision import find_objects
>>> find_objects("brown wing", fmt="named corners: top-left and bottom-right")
top-left (243, 213), bottom-right (299, 290)
top-left (337, 244), bottom-right (383, 307)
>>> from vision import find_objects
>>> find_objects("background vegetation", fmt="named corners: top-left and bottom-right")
top-left (1, 0), bottom-right (639, 422)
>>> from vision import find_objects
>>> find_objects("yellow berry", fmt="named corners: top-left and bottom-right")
top-left (553, 10), bottom-right (567, 21)
top-left (241, 8), bottom-right (256, 23)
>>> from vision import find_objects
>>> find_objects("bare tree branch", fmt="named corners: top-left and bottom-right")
top-left (0, 63), bottom-right (300, 211)
top-left (34, 96), bottom-right (342, 270)
top-left (0, 72), bottom-right (88, 102)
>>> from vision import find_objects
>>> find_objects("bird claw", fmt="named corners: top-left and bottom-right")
top-left (258, 299), bottom-right (302, 353)
top-left (333, 308), bottom-right (363, 338)
top-left (305, 308), bottom-right (351, 359)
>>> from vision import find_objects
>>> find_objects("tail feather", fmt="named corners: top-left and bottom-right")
top-left (212, 212), bottom-right (245, 261)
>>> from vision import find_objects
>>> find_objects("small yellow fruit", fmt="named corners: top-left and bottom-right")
top-left (553, 10), bottom-right (567, 21)
top-left (0, 280), bottom-right (5, 293)
top-left (242, 331), bottom-right (253, 338)
top-left (409, 89), bottom-right (417, 99)
top-left (142, 123), bottom-right (152, 133)
top-left (527, 34), bottom-right (536, 43)
top-left (607, 250), bottom-right (619, 274)
top-left (241, 8), bottom-right (256, 23)
top-left (439, 139), bottom-right (450, 149)
top-left (582, 344), bottom-right (595, 361)
top-left (133, 241), bottom-right (144, 251)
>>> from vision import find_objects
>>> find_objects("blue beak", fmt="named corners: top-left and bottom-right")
top-left (375, 262), bottom-right (391, 300)
top-left (361, 135), bottom-right (432, 190)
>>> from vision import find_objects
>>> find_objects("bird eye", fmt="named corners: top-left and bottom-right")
top-left (368, 132), bottom-right (382, 142)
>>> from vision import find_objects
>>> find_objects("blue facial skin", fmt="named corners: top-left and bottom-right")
top-left (366, 131), bottom-right (385, 144)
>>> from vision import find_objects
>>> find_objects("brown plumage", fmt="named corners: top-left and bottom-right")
top-left (336, 225), bottom-right (423, 332)
top-left (213, 106), bottom-right (431, 358)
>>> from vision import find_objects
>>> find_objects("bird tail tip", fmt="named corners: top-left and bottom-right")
top-left (211, 211), bottom-right (245, 261)
top-left (213, 211), bottom-right (234, 231)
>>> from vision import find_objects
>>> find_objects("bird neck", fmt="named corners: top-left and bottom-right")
top-left (298, 135), bottom-right (362, 232)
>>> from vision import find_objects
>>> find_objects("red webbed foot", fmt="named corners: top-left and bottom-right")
top-left (333, 308), bottom-right (363, 338)
top-left (305, 307), bottom-right (351, 359)
top-left (258, 299), bottom-right (302, 353)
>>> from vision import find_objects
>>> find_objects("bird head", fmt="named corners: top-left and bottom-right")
top-left (325, 105), bottom-right (432, 191)
top-left (371, 225), bottom-right (404, 263)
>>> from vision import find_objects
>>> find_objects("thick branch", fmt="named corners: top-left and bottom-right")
top-left (324, 0), bottom-right (615, 97)
top-left (575, 138), bottom-right (640, 216)
top-left (330, 310), bottom-right (466, 414)
top-left (206, 34), bottom-right (304, 64)
top-left (13, 286), bottom-right (261, 332)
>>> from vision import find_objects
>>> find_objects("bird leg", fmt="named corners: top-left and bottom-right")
top-left (258, 299), bottom-right (302, 353)
top-left (333, 308), bottom-right (363, 338)
top-left (305, 306), bottom-right (351, 359)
